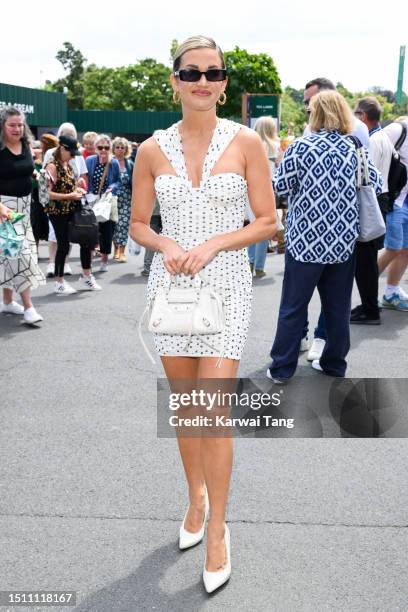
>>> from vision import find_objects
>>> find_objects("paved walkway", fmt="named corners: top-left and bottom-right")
top-left (1, 246), bottom-right (407, 611)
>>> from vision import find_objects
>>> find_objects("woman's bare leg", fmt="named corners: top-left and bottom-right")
top-left (2, 288), bottom-right (13, 305)
top-left (161, 356), bottom-right (206, 533)
top-left (198, 357), bottom-right (239, 572)
top-left (20, 288), bottom-right (33, 310)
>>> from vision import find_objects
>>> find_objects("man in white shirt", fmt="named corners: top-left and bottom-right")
top-left (376, 117), bottom-right (408, 311)
top-left (351, 97), bottom-right (394, 323)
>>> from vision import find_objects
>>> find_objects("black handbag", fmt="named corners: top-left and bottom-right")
top-left (68, 202), bottom-right (99, 248)
top-left (388, 122), bottom-right (407, 206)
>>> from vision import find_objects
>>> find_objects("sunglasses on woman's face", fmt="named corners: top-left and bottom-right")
top-left (174, 68), bottom-right (227, 82)
top-left (97, 146), bottom-right (110, 151)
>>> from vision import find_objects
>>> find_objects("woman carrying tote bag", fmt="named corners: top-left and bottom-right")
top-left (85, 135), bottom-right (121, 272)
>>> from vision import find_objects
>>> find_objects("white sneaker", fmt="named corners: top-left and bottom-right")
top-left (23, 307), bottom-right (43, 324)
top-left (307, 338), bottom-right (325, 362)
top-left (99, 261), bottom-right (108, 273)
top-left (1, 301), bottom-right (24, 315)
top-left (312, 359), bottom-right (323, 372)
top-left (64, 263), bottom-right (73, 275)
top-left (266, 368), bottom-right (288, 385)
top-left (299, 337), bottom-right (309, 352)
top-left (78, 274), bottom-right (102, 291)
top-left (398, 286), bottom-right (408, 300)
top-left (54, 281), bottom-right (77, 296)
top-left (46, 263), bottom-right (55, 278)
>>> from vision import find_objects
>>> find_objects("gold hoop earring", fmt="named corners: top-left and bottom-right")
top-left (173, 91), bottom-right (181, 104)
top-left (218, 92), bottom-right (227, 105)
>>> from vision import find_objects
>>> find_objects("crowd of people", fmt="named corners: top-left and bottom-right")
top-left (1, 33), bottom-right (408, 594)
top-left (0, 113), bottom-right (142, 304)
top-left (0, 82), bottom-right (406, 369)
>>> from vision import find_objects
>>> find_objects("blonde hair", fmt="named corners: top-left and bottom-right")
top-left (309, 91), bottom-right (353, 134)
top-left (82, 131), bottom-right (97, 145)
top-left (112, 136), bottom-right (131, 158)
top-left (173, 35), bottom-right (225, 71)
top-left (255, 116), bottom-right (279, 157)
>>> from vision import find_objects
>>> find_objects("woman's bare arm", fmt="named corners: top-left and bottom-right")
top-left (129, 139), bottom-right (187, 275)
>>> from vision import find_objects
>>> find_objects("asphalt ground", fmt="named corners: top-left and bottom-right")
top-left (0, 244), bottom-right (407, 612)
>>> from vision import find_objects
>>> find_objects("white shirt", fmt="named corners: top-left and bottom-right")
top-left (383, 120), bottom-right (408, 207)
top-left (43, 147), bottom-right (87, 179)
top-left (303, 117), bottom-right (370, 148)
top-left (369, 130), bottom-right (394, 194)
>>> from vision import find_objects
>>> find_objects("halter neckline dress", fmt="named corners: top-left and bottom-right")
top-left (147, 118), bottom-right (253, 360)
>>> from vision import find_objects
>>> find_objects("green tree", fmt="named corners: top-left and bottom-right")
top-left (219, 47), bottom-right (281, 118)
top-left (170, 39), bottom-right (179, 65)
top-left (47, 42), bottom-right (87, 109)
top-left (280, 89), bottom-right (307, 136)
top-left (82, 60), bottom-right (175, 111)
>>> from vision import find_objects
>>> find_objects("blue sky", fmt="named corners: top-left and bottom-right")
top-left (2, 0), bottom-right (407, 94)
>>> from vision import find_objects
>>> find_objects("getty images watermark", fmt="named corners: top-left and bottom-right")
top-left (156, 377), bottom-right (408, 438)
top-left (167, 387), bottom-right (293, 430)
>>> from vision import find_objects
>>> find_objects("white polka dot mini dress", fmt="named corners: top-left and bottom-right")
top-left (147, 118), bottom-right (253, 360)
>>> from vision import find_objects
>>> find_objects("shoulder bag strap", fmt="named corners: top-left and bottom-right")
top-left (349, 136), bottom-right (363, 188)
top-left (395, 122), bottom-right (407, 151)
top-left (97, 161), bottom-right (110, 197)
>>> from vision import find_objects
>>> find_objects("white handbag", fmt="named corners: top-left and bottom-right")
top-left (139, 273), bottom-right (225, 366)
top-left (93, 193), bottom-right (113, 223)
top-left (355, 144), bottom-right (386, 242)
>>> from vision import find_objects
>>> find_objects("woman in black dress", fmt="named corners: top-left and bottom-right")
top-left (0, 106), bottom-right (45, 324)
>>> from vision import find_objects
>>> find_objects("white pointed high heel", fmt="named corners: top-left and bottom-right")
top-left (179, 490), bottom-right (209, 550)
top-left (203, 524), bottom-right (231, 593)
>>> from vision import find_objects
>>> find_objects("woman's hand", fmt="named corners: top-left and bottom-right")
top-left (0, 203), bottom-right (12, 223)
top-left (160, 236), bottom-right (187, 275)
top-left (77, 177), bottom-right (87, 190)
top-left (178, 239), bottom-right (220, 276)
top-left (69, 190), bottom-right (84, 201)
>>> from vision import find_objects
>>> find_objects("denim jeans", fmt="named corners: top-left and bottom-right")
top-left (248, 240), bottom-right (269, 270)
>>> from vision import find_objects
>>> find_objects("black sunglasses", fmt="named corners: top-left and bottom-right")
top-left (97, 145), bottom-right (110, 151)
top-left (174, 68), bottom-right (227, 82)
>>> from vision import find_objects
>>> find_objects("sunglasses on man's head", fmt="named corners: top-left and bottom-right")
top-left (174, 68), bottom-right (227, 82)
top-left (97, 146), bottom-right (110, 151)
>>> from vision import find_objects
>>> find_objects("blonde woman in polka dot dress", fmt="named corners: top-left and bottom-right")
top-left (130, 36), bottom-right (276, 592)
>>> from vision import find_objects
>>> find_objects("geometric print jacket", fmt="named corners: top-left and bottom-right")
top-left (273, 130), bottom-right (383, 264)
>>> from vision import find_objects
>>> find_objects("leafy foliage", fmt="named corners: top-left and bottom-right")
top-left (280, 89), bottom-right (308, 136)
top-left (45, 41), bottom-right (407, 128)
top-left (81, 60), bottom-right (175, 111)
top-left (46, 42), bottom-right (86, 109)
top-left (219, 47), bottom-right (282, 118)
